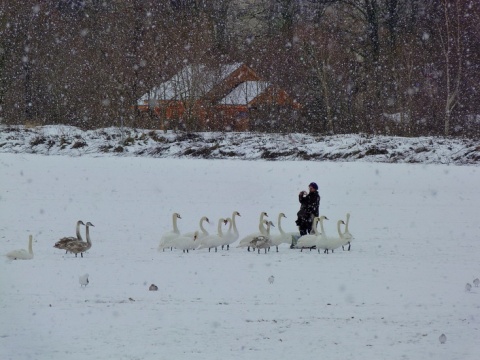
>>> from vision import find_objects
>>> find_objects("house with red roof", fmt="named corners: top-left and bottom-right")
top-left (137, 63), bottom-right (300, 131)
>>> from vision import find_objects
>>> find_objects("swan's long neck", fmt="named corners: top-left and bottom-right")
top-left (277, 214), bottom-right (286, 235)
top-left (225, 218), bottom-right (233, 233)
top-left (264, 222), bottom-right (271, 235)
top-left (76, 221), bottom-right (84, 241)
top-left (344, 213), bottom-right (350, 234)
top-left (199, 217), bottom-right (208, 235)
top-left (259, 221), bottom-right (268, 235)
top-left (28, 235), bottom-right (33, 254)
top-left (311, 217), bottom-right (319, 236)
top-left (337, 220), bottom-right (344, 238)
top-left (231, 212), bottom-right (239, 236)
top-left (217, 218), bottom-right (224, 237)
top-left (318, 217), bottom-right (326, 237)
top-left (172, 214), bottom-right (179, 234)
top-left (259, 213), bottom-right (267, 233)
top-left (85, 225), bottom-right (92, 245)
top-left (337, 220), bottom-right (343, 238)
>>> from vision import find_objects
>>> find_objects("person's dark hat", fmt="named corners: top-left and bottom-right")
top-left (309, 182), bottom-right (318, 190)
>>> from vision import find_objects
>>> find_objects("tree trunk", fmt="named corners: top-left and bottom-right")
top-left (439, 0), bottom-right (462, 136)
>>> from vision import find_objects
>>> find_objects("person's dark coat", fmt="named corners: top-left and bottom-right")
top-left (295, 191), bottom-right (320, 228)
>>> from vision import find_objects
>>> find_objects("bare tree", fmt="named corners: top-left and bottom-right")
top-left (437, 0), bottom-right (462, 136)
top-left (301, 41), bottom-right (335, 133)
top-left (0, 0), bottom-right (478, 137)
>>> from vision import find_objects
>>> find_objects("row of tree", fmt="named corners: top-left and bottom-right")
top-left (0, 0), bottom-right (479, 137)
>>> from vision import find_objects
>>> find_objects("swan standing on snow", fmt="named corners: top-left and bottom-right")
top-left (237, 212), bottom-right (268, 251)
top-left (54, 220), bottom-right (85, 253)
top-left (65, 222), bottom-right (94, 257)
top-left (250, 220), bottom-right (274, 254)
top-left (197, 218), bottom-right (226, 252)
top-left (317, 219), bottom-right (347, 254)
top-left (172, 231), bottom-right (199, 253)
top-left (221, 211), bottom-right (241, 250)
top-left (158, 213), bottom-right (182, 251)
top-left (6, 235), bottom-right (34, 260)
top-left (296, 216), bottom-right (325, 251)
top-left (270, 213), bottom-right (295, 252)
top-left (341, 213), bottom-right (354, 251)
top-left (183, 216), bottom-right (210, 242)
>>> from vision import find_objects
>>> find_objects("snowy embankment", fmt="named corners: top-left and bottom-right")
top-left (0, 154), bottom-right (479, 360)
top-left (1, 125), bottom-right (479, 165)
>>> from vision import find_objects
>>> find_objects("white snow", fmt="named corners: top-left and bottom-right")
top-left (1, 153), bottom-right (479, 359)
top-left (1, 125), bottom-right (479, 165)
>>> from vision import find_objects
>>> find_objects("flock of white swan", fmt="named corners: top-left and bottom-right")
top-left (5, 211), bottom-right (353, 260)
top-left (158, 211), bottom-right (354, 254)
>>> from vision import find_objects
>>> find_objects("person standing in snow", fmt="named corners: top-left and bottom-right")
top-left (295, 182), bottom-right (320, 237)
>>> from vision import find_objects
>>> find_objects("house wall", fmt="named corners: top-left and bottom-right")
top-left (250, 87), bottom-right (301, 108)
top-left (207, 105), bottom-right (250, 131)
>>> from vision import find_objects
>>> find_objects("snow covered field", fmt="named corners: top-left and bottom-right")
top-left (1, 125), bottom-right (480, 165)
top-left (1, 153), bottom-right (479, 360)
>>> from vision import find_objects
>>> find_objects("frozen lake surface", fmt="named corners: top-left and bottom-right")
top-left (1, 153), bottom-right (479, 360)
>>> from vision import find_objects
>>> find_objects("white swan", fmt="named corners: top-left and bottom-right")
top-left (250, 220), bottom-right (274, 254)
top-left (270, 213), bottom-right (295, 252)
top-left (65, 222), bottom-right (94, 257)
top-left (341, 213), bottom-right (354, 251)
top-left (317, 219), bottom-right (347, 254)
top-left (54, 220), bottom-right (85, 253)
top-left (158, 213), bottom-right (182, 251)
top-left (221, 217), bottom-right (234, 249)
top-left (6, 234), bottom-right (34, 260)
top-left (183, 216), bottom-right (210, 241)
top-left (196, 218), bottom-right (226, 252)
top-left (173, 231), bottom-right (199, 253)
top-left (237, 211), bottom-right (268, 251)
top-left (296, 216), bottom-right (326, 251)
top-left (221, 211), bottom-right (241, 250)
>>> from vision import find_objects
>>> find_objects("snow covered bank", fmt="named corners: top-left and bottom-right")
top-left (1, 154), bottom-right (479, 359)
top-left (1, 125), bottom-right (479, 165)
